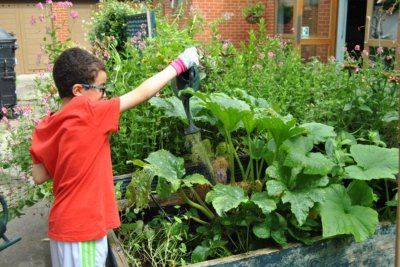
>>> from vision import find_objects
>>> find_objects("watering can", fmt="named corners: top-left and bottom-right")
top-left (0, 194), bottom-right (21, 251)
top-left (171, 65), bottom-right (200, 135)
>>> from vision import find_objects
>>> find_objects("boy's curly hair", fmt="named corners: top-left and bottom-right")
top-left (53, 47), bottom-right (106, 98)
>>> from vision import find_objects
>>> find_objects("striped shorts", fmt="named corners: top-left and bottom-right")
top-left (50, 236), bottom-right (108, 267)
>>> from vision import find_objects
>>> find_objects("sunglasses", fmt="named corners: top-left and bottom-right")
top-left (80, 83), bottom-right (106, 96)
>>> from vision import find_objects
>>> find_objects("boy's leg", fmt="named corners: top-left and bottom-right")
top-left (50, 236), bottom-right (108, 267)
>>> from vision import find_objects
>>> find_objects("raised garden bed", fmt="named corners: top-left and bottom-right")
top-left (108, 223), bottom-right (395, 267)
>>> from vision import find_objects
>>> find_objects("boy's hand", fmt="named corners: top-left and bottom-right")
top-left (171, 47), bottom-right (199, 75)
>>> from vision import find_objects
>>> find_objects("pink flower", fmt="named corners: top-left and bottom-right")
top-left (36, 2), bottom-right (44, 9)
top-left (57, 1), bottom-right (73, 8)
top-left (1, 116), bottom-right (10, 129)
top-left (70, 10), bottom-right (79, 19)
top-left (1, 107), bottom-right (7, 115)
top-left (30, 16), bottom-right (37, 25)
top-left (222, 41), bottom-right (228, 50)
top-left (377, 47), bottom-right (384, 54)
top-left (46, 0), bottom-right (53, 4)
top-left (131, 36), bottom-right (139, 44)
top-left (103, 50), bottom-right (109, 59)
top-left (267, 51), bottom-right (274, 58)
top-left (354, 45), bottom-right (360, 51)
top-left (252, 64), bottom-right (262, 69)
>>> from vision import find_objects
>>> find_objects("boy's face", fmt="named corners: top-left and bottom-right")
top-left (73, 70), bottom-right (107, 102)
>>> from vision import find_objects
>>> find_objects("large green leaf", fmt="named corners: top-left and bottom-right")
top-left (144, 149), bottom-right (185, 193)
top-left (149, 96), bottom-right (187, 122)
top-left (192, 92), bottom-right (251, 133)
top-left (282, 136), bottom-right (334, 176)
top-left (345, 145), bottom-right (399, 180)
top-left (205, 184), bottom-right (248, 216)
top-left (281, 187), bottom-right (326, 226)
top-left (301, 122), bottom-right (336, 144)
top-left (251, 191), bottom-right (277, 215)
top-left (253, 218), bottom-right (271, 239)
top-left (347, 180), bottom-right (374, 206)
top-left (258, 116), bottom-right (306, 150)
top-left (319, 184), bottom-right (379, 242)
top-left (182, 173), bottom-right (212, 187)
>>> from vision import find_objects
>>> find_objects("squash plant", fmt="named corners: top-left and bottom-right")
top-left (137, 90), bottom-right (398, 263)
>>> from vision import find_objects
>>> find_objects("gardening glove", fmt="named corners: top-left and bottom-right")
top-left (170, 47), bottom-right (199, 75)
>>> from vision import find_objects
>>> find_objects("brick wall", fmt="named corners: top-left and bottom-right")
top-left (157, 0), bottom-right (276, 46)
top-left (51, 4), bottom-right (70, 42)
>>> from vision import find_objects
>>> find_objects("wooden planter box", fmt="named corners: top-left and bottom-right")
top-left (108, 223), bottom-right (395, 267)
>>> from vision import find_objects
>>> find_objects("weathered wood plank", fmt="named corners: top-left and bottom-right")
top-left (188, 223), bottom-right (395, 267)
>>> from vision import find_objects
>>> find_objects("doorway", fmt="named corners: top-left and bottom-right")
top-left (346, 0), bottom-right (367, 54)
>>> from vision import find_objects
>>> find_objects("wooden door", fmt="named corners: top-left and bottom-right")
top-left (276, 0), bottom-right (338, 62)
top-left (364, 0), bottom-right (399, 69)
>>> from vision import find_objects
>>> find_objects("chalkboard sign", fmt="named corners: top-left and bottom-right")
top-left (126, 11), bottom-right (156, 39)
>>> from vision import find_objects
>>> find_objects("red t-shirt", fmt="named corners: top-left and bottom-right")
top-left (29, 96), bottom-right (121, 242)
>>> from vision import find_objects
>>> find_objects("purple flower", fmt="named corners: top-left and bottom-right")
top-left (46, 0), bottom-right (53, 4)
top-left (377, 47), bottom-right (384, 54)
top-left (57, 1), bottom-right (73, 8)
top-left (36, 2), bottom-right (44, 9)
top-left (70, 10), bottom-right (79, 19)
top-left (267, 51), bottom-right (274, 58)
top-left (30, 16), bottom-right (37, 25)
top-left (354, 45), bottom-right (360, 51)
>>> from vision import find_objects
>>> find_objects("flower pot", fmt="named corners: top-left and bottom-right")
top-left (108, 223), bottom-right (395, 266)
top-left (246, 15), bottom-right (261, 24)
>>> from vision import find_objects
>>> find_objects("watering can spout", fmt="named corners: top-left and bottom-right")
top-left (171, 65), bottom-right (201, 135)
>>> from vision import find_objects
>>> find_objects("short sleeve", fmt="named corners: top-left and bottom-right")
top-left (29, 130), bottom-right (41, 164)
top-left (91, 97), bottom-right (121, 134)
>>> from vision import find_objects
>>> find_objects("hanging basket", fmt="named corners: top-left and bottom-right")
top-left (245, 15), bottom-right (260, 24)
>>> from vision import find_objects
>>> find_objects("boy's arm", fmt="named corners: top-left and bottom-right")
top-left (119, 65), bottom-right (176, 112)
top-left (119, 47), bottom-right (199, 113)
top-left (32, 163), bottom-right (51, 185)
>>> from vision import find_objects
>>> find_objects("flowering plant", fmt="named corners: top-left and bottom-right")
top-left (0, 75), bottom-right (59, 218)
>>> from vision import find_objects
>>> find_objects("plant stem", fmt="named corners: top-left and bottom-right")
top-left (189, 187), bottom-right (215, 217)
top-left (187, 215), bottom-right (209, 225)
top-left (179, 188), bottom-right (215, 220)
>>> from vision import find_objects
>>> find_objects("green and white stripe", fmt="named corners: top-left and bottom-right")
top-left (80, 240), bottom-right (96, 267)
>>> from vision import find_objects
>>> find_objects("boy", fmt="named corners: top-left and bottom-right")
top-left (29, 46), bottom-right (198, 267)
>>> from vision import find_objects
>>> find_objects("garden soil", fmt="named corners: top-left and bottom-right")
top-left (0, 74), bottom-right (52, 267)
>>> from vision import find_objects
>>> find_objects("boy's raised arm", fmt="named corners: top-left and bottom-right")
top-left (119, 47), bottom-right (199, 113)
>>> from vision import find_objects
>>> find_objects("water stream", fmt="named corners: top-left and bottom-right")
top-left (184, 131), bottom-right (217, 184)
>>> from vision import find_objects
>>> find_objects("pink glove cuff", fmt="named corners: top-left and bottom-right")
top-left (170, 58), bottom-right (187, 75)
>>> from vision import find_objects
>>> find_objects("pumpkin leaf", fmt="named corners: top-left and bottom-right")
top-left (319, 184), bottom-right (379, 242)
top-left (347, 180), bottom-right (374, 206)
top-left (259, 116), bottom-right (306, 150)
top-left (251, 191), bottom-right (277, 215)
top-left (345, 145), bottom-right (399, 180)
top-left (149, 96), bottom-right (187, 122)
top-left (144, 149), bottom-right (185, 194)
top-left (192, 92), bottom-right (251, 133)
top-left (282, 136), bottom-right (334, 176)
top-left (253, 218), bottom-right (271, 239)
top-left (182, 173), bottom-right (212, 187)
top-left (205, 184), bottom-right (248, 216)
top-left (301, 122), bottom-right (336, 144)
